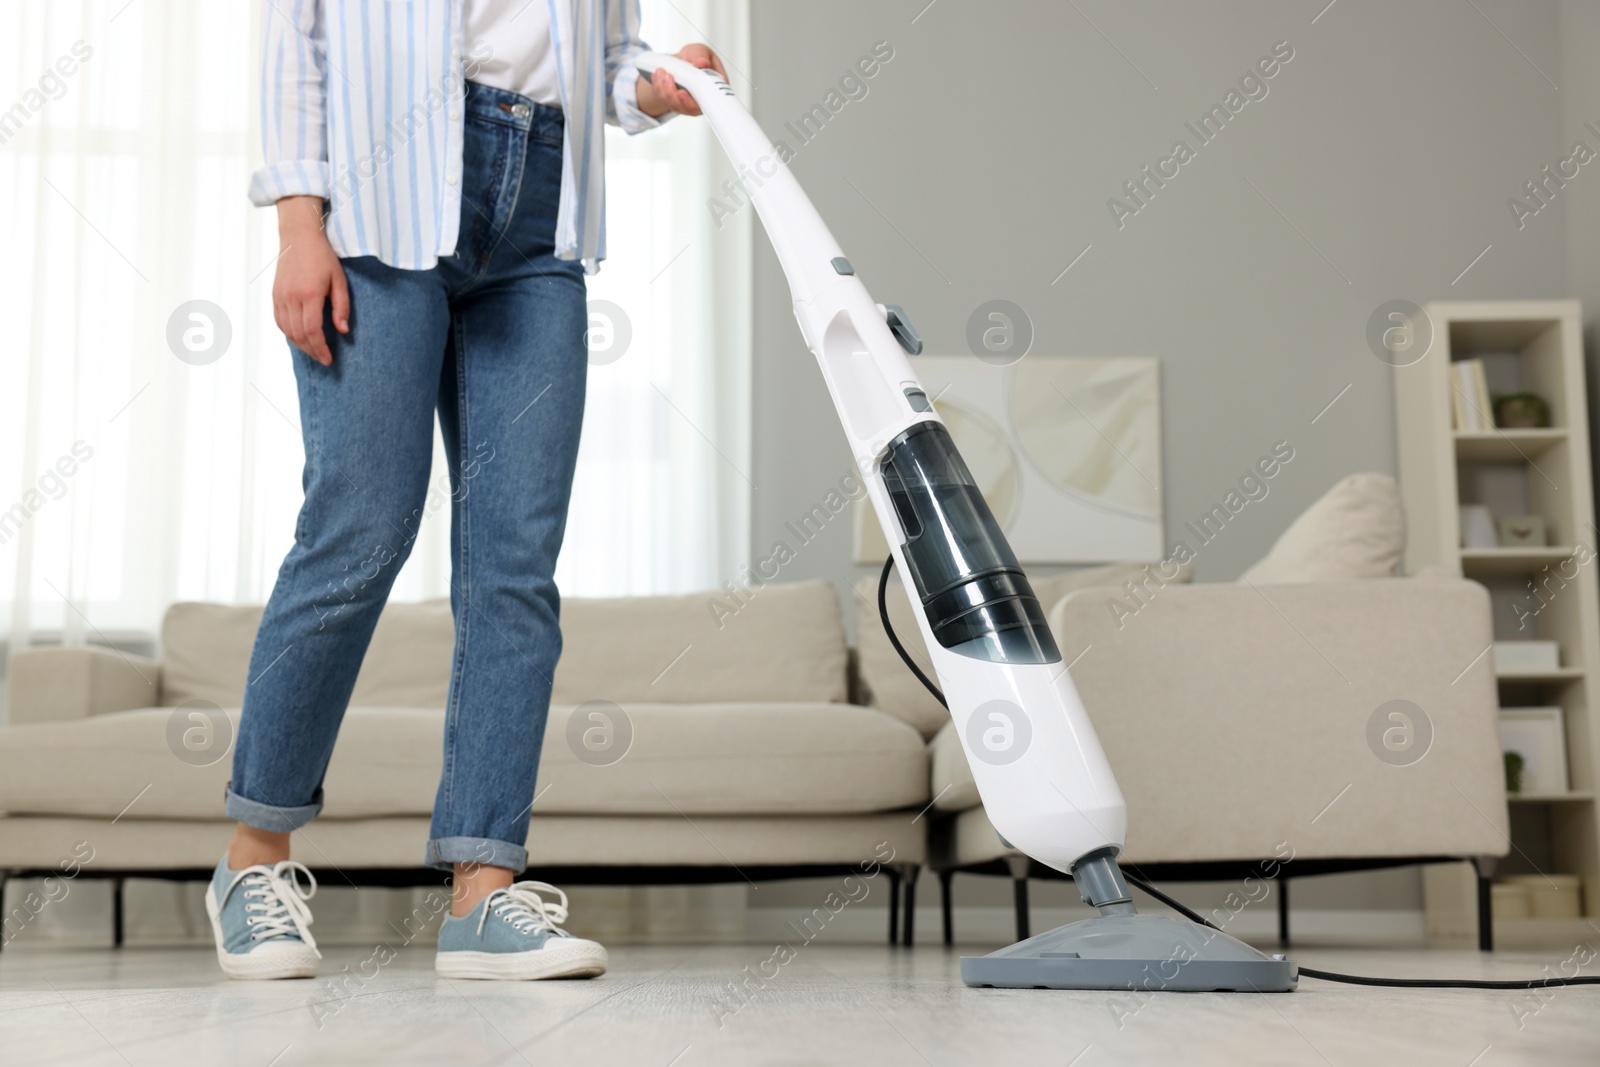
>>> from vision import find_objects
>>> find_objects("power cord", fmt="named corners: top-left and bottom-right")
top-left (876, 554), bottom-right (1600, 991)
top-left (1120, 872), bottom-right (1600, 990)
top-left (878, 555), bottom-right (945, 709)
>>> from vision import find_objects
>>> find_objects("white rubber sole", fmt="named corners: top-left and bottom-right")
top-left (205, 884), bottom-right (319, 980)
top-left (435, 940), bottom-right (608, 981)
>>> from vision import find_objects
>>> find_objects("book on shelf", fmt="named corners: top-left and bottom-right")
top-left (1451, 359), bottom-right (1494, 431)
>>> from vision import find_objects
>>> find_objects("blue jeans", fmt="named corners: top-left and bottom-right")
top-left (227, 84), bottom-right (586, 874)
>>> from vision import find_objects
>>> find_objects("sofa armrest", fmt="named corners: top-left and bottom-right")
top-left (6, 646), bottom-right (160, 725)
top-left (929, 721), bottom-right (981, 814)
top-left (1047, 578), bottom-right (1508, 864)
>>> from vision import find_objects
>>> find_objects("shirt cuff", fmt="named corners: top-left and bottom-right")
top-left (612, 68), bottom-right (675, 135)
top-left (248, 160), bottom-right (331, 207)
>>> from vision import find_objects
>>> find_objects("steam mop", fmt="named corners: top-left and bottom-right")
top-left (633, 52), bottom-right (1295, 993)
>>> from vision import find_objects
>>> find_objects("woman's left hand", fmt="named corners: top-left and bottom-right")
top-left (637, 44), bottom-right (728, 118)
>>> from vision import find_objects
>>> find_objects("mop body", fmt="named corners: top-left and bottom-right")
top-left (633, 52), bottom-right (1295, 992)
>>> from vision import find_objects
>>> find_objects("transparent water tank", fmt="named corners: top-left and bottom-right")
top-left (879, 422), bottom-right (1061, 665)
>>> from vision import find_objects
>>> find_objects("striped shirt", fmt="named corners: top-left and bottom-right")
top-left (249, 0), bottom-right (668, 272)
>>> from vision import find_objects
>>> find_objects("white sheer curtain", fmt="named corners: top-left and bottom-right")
top-left (0, 0), bottom-right (752, 706)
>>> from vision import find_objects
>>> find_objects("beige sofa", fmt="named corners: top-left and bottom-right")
top-left (1, 474), bottom-right (1512, 951)
top-left (857, 474), bottom-right (1511, 949)
top-left (0, 581), bottom-right (932, 944)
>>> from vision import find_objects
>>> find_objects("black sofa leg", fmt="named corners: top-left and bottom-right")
top-left (1473, 857), bottom-right (1496, 952)
top-left (886, 867), bottom-right (902, 945)
top-left (938, 870), bottom-right (954, 946)
top-left (900, 866), bottom-right (920, 947)
top-left (1277, 876), bottom-right (1290, 948)
top-left (112, 878), bottom-right (125, 949)
top-left (1007, 855), bottom-right (1030, 942)
top-left (1012, 878), bottom-right (1030, 942)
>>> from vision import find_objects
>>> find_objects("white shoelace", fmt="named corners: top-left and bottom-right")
top-left (222, 860), bottom-right (321, 958)
top-left (476, 881), bottom-right (574, 939)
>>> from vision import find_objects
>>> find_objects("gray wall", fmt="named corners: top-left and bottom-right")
top-left (748, 0), bottom-right (1568, 589)
top-left (742, 0), bottom-right (1574, 919)
top-left (1561, 0), bottom-right (1600, 484)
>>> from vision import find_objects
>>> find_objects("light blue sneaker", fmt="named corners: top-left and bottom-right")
top-left (205, 856), bottom-right (321, 980)
top-left (436, 881), bottom-right (607, 980)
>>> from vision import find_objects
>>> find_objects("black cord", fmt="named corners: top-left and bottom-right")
top-left (878, 555), bottom-right (946, 709)
top-left (877, 554), bottom-right (1597, 991)
top-left (1121, 872), bottom-right (1600, 990)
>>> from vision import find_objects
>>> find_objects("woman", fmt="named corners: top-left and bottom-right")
top-left (208, 0), bottom-right (725, 982)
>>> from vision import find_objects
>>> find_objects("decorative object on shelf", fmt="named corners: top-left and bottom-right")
top-left (1459, 504), bottom-right (1499, 549)
top-left (1492, 640), bottom-right (1562, 672)
top-left (1496, 514), bottom-right (1548, 547)
top-left (1450, 359), bottom-right (1493, 430)
top-left (1491, 882), bottom-right (1530, 919)
top-left (1504, 750), bottom-right (1525, 794)
top-left (1498, 707), bottom-right (1569, 794)
top-left (1493, 392), bottom-right (1552, 429)
top-left (1504, 873), bottom-right (1583, 919)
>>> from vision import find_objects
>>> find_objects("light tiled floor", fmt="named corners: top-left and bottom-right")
top-left (1, 941), bottom-right (1597, 1066)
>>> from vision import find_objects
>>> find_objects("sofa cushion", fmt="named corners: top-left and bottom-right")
top-left (349, 599), bottom-right (456, 707)
top-left (855, 562), bottom-right (1193, 739)
top-left (553, 580), bottom-right (849, 705)
top-left (161, 602), bottom-right (267, 708)
top-left (159, 579), bottom-right (849, 709)
top-left (1239, 473), bottom-right (1404, 584)
top-left (0, 701), bottom-right (927, 820)
top-left (160, 600), bottom-right (457, 710)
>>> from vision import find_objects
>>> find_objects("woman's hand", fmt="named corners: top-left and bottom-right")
top-left (636, 44), bottom-right (728, 118)
top-left (271, 196), bottom-right (349, 366)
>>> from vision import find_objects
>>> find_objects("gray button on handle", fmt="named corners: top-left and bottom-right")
top-left (884, 304), bottom-right (922, 355)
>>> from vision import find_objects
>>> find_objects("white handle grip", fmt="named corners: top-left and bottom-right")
top-left (631, 51), bottom-right (715, 92)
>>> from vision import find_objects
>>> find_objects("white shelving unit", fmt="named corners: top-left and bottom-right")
top-left (1393, 300), bottom-right (1600, 948)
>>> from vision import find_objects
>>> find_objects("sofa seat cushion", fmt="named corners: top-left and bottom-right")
top-left (0, 702), bottom-right (928, 821)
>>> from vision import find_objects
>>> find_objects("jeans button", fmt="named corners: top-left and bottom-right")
top-left (511, 103), bottom-right (531, 121)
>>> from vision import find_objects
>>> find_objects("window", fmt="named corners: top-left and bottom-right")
top-left (0, 0), bottom-right (751, 670)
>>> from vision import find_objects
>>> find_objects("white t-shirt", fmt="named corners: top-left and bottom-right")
top-left (463, 0), bottom-right (563, 108)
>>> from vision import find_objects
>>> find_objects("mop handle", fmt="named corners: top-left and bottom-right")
top-left (629, 52), bottom-right (845, 307)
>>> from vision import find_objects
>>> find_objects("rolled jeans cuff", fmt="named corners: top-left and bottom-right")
top-left (427, 836), bottom-right (528, 874)
top-left (226, 787), bottom-right (322, 833)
